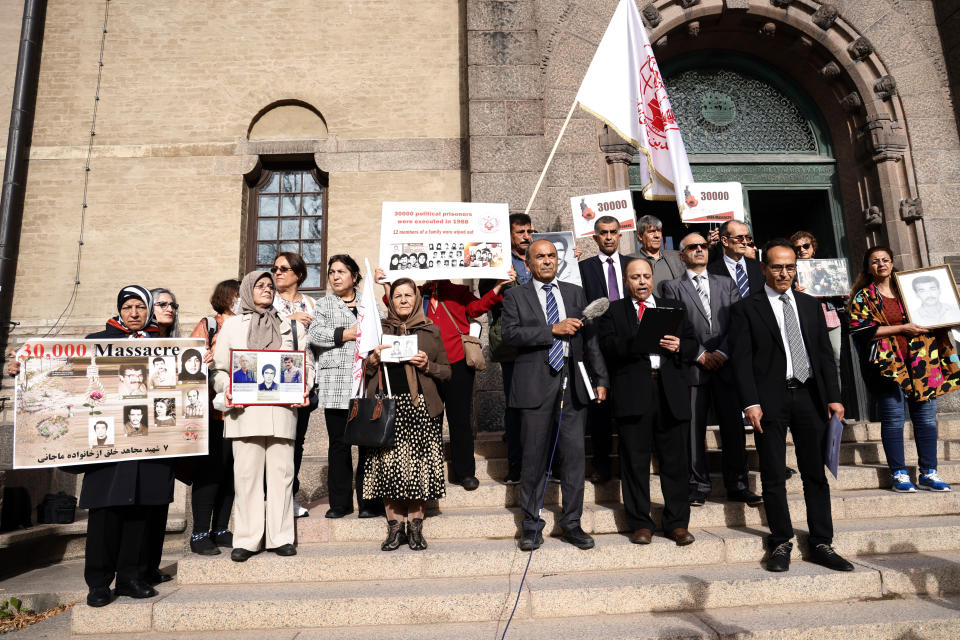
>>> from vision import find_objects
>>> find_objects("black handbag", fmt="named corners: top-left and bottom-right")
top-left (344, 366), bottom-right (397, 447)
top-left (36, 492), bottom-right (77, 525)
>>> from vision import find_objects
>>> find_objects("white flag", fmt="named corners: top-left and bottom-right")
top-left (575, 0), bottom-right (694, 211)
top-left (351, 259), bottom-right (384, 398)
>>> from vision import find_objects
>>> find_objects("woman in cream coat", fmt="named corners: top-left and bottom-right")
top-left (213, 270), bottom-right (314, 561)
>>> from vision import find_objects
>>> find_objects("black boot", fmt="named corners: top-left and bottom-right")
top-left (381, 520), bottom-right (407, 551)
top-left (407, 517), bottom-right (427, 551)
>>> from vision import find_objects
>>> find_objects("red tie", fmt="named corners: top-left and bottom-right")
top-left (637, 302), bottom-right (645, 323)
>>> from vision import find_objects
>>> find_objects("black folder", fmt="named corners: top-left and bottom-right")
top-left (634, 306), bottom-right (684, 352)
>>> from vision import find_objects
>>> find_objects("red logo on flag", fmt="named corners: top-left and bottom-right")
top-left (638, 50), bottom-right (677, 151)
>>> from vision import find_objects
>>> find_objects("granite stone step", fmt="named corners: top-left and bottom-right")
top-left (72, 561), bottom-right (885, 634)
top-left (84, 595), bottom-right (960, 639)
top-left (303, 488), bottom-right (960, 543)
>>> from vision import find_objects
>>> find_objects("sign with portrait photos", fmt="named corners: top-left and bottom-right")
top-left (894, 265), bottom-right (960, 330)
top-left (229, 349), bottom-right (307, 406)
top-left (531, 231), bottom-right (582, 287)
top-left (795, 259), bottom-right (851, 298)
top-left (12, 338), bottom-right (208, 469)
top-left (379, 201), bottom-right (511, 282)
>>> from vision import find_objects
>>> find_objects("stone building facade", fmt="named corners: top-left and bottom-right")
top-left (2, 0), bottom-right (959, 477)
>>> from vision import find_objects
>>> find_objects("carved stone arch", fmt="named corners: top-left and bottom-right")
top-left (633, 0), bottom-right (926, 268)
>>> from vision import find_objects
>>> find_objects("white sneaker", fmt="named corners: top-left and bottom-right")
top-left (293, 499), bottom-right (309, 518)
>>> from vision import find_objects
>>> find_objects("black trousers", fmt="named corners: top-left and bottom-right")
top-left (325, 408), bottom-right (377, 512)
top-left (518, 371), bottom-right (586, 534)
top-left (143, 503), bottom-right (169, 576)
top-left (500, 361), bottom-right (523, 468)
top-left (689, 374), bottom-right (748, 494)
top-left (292, 390), bottom-right (319, 496)
top-left (438, 360), bottom-right (477, 480)
top-left (191, 417), bottom-right (235, 533)
top-left (755, 385), bottom-right (833, 548)
top-left (616, 376), bottom-right (690, 532)
top-left (84, 505), bottom-right (148, 589)
top-left (586, 400), bottom-right (613, 477)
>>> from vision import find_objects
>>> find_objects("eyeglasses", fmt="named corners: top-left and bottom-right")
top-left (683, 243), bottom-right (708, 252)
top-left (794, 242), bottom-right (812, 251)
top-left (725, 234), bottom-right (753, 244)
top-left (154, 301), bottom-right (179, 310)
top-left (270, 265), bottom-right (293, 274)
top-left (870, 258), bottom-right (893, 266)
top-left (253, 283), bottom-right (276, 292)
top-left (767, 264), bottom-right (797, 274)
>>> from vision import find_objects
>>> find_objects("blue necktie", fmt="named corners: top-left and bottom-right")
top-left (543, 284), bottom-right (564, 372)
top-left (735, 262), bottom-right (750, 298)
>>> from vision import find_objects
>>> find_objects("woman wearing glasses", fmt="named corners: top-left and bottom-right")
top-left (150, 288), bottom-right (181, 338)
top-left (272, 252), bottom-right (319, 518)
top-left (212, 270), bottom-right (314, 561)
top-left (848, 246), bottom-right (959, 493)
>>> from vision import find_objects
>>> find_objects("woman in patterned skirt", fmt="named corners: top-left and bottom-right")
top-left (363, 277), bottom-right (451, 551)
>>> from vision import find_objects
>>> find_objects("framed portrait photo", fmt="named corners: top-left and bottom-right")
top-left (795, 259), bottom-right (850, 297)
top-left (894, 265), bottom-right (960, 330)
top-left (229, 349), bottom-right (307, 406)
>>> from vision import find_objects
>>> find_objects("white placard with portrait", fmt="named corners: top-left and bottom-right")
top-left (895, 265), bottom-right (960, 330)
top-left (532, 231), bottom-right (582, 287)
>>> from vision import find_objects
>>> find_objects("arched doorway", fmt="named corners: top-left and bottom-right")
top-left (629, 51), bottom-right (847, 259)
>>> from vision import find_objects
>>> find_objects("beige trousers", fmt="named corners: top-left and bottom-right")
top-left (231, 436), bottom-right (295, 551)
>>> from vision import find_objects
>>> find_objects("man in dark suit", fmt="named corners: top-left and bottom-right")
top-left (707, 220), bottom-right (764, 299)
top-left (597, 258), bottom-right (698, 546)
top-left (578, 215), bottom-right (632, 483)
top-left (729, 240), bottom-right (853, 573)
top-left (663, 233), bottom-right (760, 507)
top-left (633, 214), bottom-right (685, 296)
top-left (502, 239), bottom-right (609, 551)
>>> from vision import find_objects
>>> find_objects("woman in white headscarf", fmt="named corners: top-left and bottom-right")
top-left (212, 270), bottom-right (314, 561)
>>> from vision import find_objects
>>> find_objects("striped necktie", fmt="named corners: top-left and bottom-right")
top-left (543, 284), bottom-right (564, 372)
top-left (693, 274), bottom-right (711, 325)
top-left (780, 293), bottom-right (810, 382)
top-left (735, 262), bottom-right (750, 298)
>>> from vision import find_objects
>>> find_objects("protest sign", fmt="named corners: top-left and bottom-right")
top-left (680, 182), bottom-right (745, 223)
top-left (229, 349), bottom-right (307, 405)
top-left (796, 259), bottom-right (851, 298)
top-left (532, 231), bottom-right (582, 287)
top-left (380, 201), bottom-right (510, 281)
top-left (569, 190), bottom-right (636, 238)
top-left (13, 338), bottom-right (208, 469)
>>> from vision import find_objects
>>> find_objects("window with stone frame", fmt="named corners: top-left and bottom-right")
top-left (246, 165), bottom-right (328, 292)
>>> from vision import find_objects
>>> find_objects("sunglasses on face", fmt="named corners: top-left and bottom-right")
top-left (794, 242), bottom-right (812, 251)
top-left (683, 243), bottom-right (709, 252)
top-left (154, 301), bottom-right (179, 310)
top-left (725, 234), bottom-right (753, 244)
top-left (271, 265), bottom-right (293, 274)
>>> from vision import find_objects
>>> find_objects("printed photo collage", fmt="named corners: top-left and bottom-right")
top-left (230, 349), bottom-right (306, 405)
top-left (387, 241), bottom-right (505, 272)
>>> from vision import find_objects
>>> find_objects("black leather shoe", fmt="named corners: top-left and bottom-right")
top-left (561, 526), bottom-right (595, 550)
top-left (519, 530), bottom-right (544, 551)
top-left (504, 465), bottom-right (522, 485)
top-left (407, 517), bottom-right (428, 551)
top-left (766, 541), bottom-right (793, 572)
top-left (325, 506), bottom-right (353, 519)
top-left (86, 587), bottom-right (112, 607)
top-left (785, 467), bottom-right (797, 478)
top-left (458, 476), bottom-right (480, 491)
top-left (231, 548), bottom-right (256, 562)
top-left (381, 520), bottom-right (407, 551)
top-left (211, 530), bottom-right (233, 547)
top-left (191, 534), bottom-right (221, 556)
top-left (688, 491), bottom-right (707, 507)
top-left (143, 570), bottom-right (172, 585)
top-left (727, 489), bottom-right (763, 506)
top-left (114, 579), bottom-right (157, 599)
top-left (809, 543), bottom-right (854, 572)
top-left (358, 508), bottom-right (382, 518)
top-left (271, 543), bottom-right (297, 556)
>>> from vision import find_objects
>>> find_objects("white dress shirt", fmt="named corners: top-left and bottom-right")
top-left (722, 253), bottom-right (747, 281)
top-left (632, 296), bottom-right (660, 369)
top-left (599, 252), bottom-right (623, 298)
top-left (764, 284), bottom-right (811, 381)
top-left (535, 278), bottom-right (569, 356)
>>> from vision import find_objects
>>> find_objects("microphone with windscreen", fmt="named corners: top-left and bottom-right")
top-left (581, 297), bottom-right (610, 322)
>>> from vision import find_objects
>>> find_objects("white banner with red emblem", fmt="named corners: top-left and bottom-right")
top-left (575, 0), bottom-right (694, 211)
top-left (352, 259), bottom-right (385, 398)
top-left (379, 201), bottom-right (511, 282)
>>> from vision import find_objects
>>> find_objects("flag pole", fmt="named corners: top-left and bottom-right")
top-left (522, 97), bottom-right (580, 217)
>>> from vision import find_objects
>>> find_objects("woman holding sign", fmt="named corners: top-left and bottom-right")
top-left (363, 278), bottom-right (451, 551)
top-left (212, 270), bottom-right (314, 562)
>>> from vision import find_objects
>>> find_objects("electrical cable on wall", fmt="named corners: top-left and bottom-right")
top-left (44, 0), bottom-right (111, 337)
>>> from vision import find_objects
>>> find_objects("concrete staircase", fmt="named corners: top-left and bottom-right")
top-left (70, 419), bottom-right (960, 638)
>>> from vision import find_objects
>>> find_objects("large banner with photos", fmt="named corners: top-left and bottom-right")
top-left (380, 201), bottom-right (511, 282)
top-left (12, 338), bottom-right (209, 469)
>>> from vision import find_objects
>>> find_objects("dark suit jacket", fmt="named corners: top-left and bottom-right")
top-left (597, 296), bottom-right (698, 420)
top-left (501, 279), bottom-right (608, 409)
top-left (578, 253), bottom-right (632, 303)
top-left (729, 289), bottom-right (842, 421)
top-left (661, 272), bottom-right (741, 386)
top-left (708, 255), bottom-right (764, 298)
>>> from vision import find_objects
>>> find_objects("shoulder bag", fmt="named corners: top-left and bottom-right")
top-left (439, 301), bottom-right (486, 371)
top-left (344, 365), bottom-right (397, 447)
